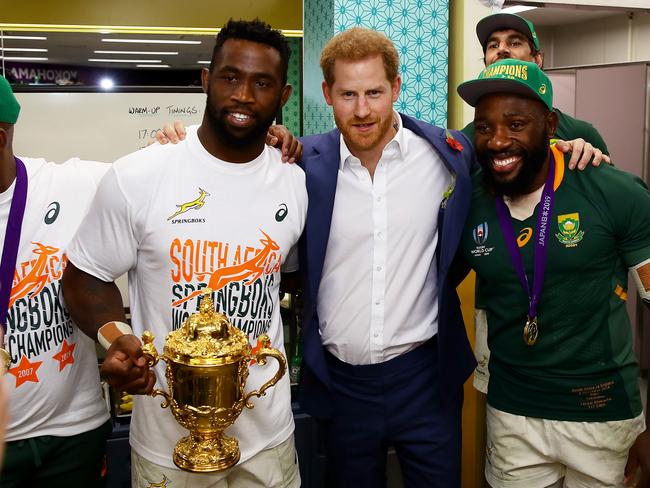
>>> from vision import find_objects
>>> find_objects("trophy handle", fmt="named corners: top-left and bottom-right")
top-left (243, 334), bottom-right (287, 409)
top-left (140, 331), bottom-right (171, 408)
top-left (141, 330), bottom-right (160, 368)
top-left (151, 388), bottom-right (172, 408)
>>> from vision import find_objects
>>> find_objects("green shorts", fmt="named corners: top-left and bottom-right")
top-left (0, 420), bottom-right (112, 488)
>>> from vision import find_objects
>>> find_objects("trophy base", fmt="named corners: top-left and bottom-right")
top-left (173, 433), bottom-right (241, 473)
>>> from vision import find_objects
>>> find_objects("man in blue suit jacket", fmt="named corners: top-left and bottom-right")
top-left (297, 28), bottom-right (476, 488)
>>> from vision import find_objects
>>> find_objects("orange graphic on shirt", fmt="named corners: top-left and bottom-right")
top-left (52, 340), bottom-right (76, 371)
top-left (249, 336), bottom-right (265, 365)
top-left (172, 230), bottom-right (280, 307)
top-left (9, 242), bottom-right (60, 309)
top-left (8, 355), bottom-right (43, 388)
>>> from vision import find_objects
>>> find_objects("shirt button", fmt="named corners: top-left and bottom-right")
top-left (375, 300), bottom-right (381, 305)
top-left (376, 266), bottom-right (382, 272)
top-left (373, 332), bottom-right (379, 338)
top-left (376, 196), bottom-right (382, 202)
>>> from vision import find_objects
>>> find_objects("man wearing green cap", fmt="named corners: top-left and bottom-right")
top-left (456, 58), bottom-right (650, 488)
top-left (0, 75), bottom-right (112, 485)
top-left (466, 11), bottom-right (613, 397)
top-left (463, 12), bottom-right (610, 171)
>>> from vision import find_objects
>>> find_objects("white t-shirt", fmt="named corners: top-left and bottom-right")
top-left (67, 126), bottom-right (307, 469)
top-left (0, 157), bottom-right (110, 441)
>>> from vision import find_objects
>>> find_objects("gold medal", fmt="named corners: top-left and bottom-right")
top-left (523, 317), bottom-right (538, 346)
top-left (0, 348), bottom-right (10, 373)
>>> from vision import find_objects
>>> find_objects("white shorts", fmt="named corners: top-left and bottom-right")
top-left (485, 406), bottom-right (646, 488)
top-left (131, 434), bottom-right (300, 488)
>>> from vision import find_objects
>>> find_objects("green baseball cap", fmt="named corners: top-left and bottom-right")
top-left (457, 59), bottom-right (553, 110)
top-left (477, 13), bottom-right (540, 52)
top-left (0, 75), bottom-right (20, 124)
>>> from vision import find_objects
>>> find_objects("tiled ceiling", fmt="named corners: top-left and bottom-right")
top-left (0, 31), bottom-right (214, 70)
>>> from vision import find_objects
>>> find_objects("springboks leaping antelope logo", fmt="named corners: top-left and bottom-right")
top-left (167, 187), bottom-right (210, 221)
top-left (172, 230), bottom-right (280, 307)
top-left (9, 242), bottom-right (59, 309)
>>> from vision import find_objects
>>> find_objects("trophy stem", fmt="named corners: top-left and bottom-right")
top-left (173, 430), bottom-right (241, 473)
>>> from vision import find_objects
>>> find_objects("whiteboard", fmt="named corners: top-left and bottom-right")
top-left (12, 90), bottom-right (205, 307)
top-left (13, 91), bottom-right (205, 163)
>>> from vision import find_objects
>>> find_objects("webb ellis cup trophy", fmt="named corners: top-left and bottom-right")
top-left (141, 288), bottom-right (286, 472)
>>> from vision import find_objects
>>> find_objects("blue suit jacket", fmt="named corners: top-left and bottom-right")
top-left (298, 113), bottom-right (477, 418)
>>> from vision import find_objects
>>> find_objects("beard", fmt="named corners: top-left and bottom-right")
top-left (477, 136), bottom-right (549, 198)
top-left (335, 111), bottom-right (395, 154)
top-left (204, 92), bottom-right (281, 149)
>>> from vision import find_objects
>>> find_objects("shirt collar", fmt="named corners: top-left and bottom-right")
top-left (339, 111), bottom-right (405, 170)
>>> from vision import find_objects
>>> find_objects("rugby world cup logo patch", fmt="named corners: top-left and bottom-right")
top-left (473, 222), bottom-right (489, 245)
top-left (470, 221), bottom-right (494, 257)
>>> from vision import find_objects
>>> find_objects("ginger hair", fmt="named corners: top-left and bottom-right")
top-left (320, 27), bottom-right (399, 85)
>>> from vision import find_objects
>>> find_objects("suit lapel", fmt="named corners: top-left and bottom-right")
top-left (400, 115), bottom-right (472, 284)
top-left (303, 131), bottom-right (340, 307)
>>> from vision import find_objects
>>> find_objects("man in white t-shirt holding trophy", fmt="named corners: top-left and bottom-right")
top-left (62, 19), bottom-right (307, 488)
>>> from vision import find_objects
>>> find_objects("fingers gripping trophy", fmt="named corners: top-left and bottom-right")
top-left (141, 289), bottom-right (286, 472)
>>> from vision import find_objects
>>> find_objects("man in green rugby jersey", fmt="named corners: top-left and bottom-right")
top-left (457, 58), bottom-right (650, 488)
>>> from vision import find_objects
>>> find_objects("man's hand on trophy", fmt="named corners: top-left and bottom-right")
top-left (101, 334), bottom-right (156, 395)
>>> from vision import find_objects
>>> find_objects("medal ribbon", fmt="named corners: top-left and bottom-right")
top-left (495, 151), bottom-right (556, 322)
top-left (0, 157), bottom-right (28, 332)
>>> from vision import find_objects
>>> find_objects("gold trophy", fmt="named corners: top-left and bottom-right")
top-left (141, 288), bottom-right (286, 472)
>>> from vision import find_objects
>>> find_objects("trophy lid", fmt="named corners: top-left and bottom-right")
top-left (164, 289), bottom-right (250, 365)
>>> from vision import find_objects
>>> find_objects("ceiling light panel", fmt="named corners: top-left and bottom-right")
top-left (0, 48), bottom-right (48, 52)
top-left (0, 35), bottom-right (47, 40)
top-left (88, 58), bottom-right (162, 63)
top-left (94, 50), bottom-right (178, 55)
top-left (101, 38), bottom-right (201, 45)
top-left (0, 56), bottom-right (49, 61)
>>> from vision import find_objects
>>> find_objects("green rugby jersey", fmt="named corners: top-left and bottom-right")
top-left (459, 147), bottom-right (650, 421)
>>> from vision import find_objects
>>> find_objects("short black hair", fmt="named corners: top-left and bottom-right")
top-left (209, 19), bottom-right (291, 84)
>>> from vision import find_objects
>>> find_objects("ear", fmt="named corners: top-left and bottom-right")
top-left (391, 75), bottom-right (402, 103)
top-left (201, 68), bottom-right (210, 94)
top-left (546, 109), bottom-right (559, 138)
top-left (534, 51), bottom-right (544, 69)
top-left (280, 84), bottom-right (292, 108)
top-left (322, 80), bottom-right (333, 106)
top-left (0, 127), bottom-right (8, 151)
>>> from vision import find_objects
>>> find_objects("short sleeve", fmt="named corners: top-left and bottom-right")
top-left (603, 167), bottom-right (650, 267)
top-left (65, 166), bottom-right (138, 282)
top-left (77, 159), bottom-right (111, 186)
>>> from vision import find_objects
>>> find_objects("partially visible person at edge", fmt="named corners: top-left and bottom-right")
top-left (154, 26), bottom-right (606, 488)
top-left (466, 12), bottom-right (612, 394)
top-left (0, 75), bottom-right (112, 486)
top-left (456, 58), bottom-right (650, 488)
top-left (62, 19), bottom-right (306, 488)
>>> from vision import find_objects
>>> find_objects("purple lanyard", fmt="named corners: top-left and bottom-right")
top-left (0, 157), bottom-right (28, 332)
top-left (495, 152), bottom-right (556, 332)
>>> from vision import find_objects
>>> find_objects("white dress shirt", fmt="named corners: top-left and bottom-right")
top-left (317, 114), bottom-right (451, 365)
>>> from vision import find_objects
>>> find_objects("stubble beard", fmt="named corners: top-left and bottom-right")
top-left (204, 92), bottom-right (280, 149)
top-left (478, 137), bottom-right (550, 198)
top-left (336, 111), bottom-right (395, 154)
